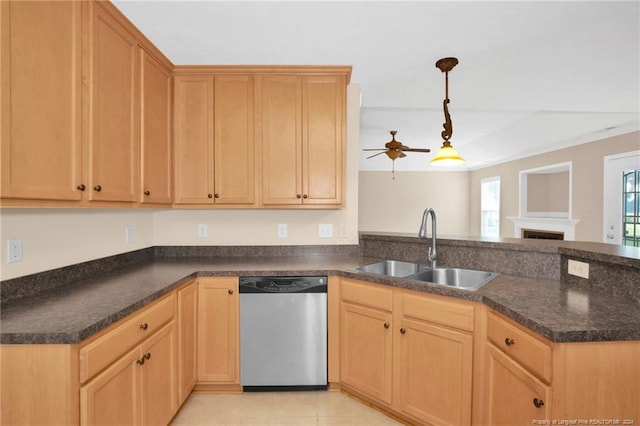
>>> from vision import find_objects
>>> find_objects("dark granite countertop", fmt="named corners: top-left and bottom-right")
top-left (2, 254), bottom-right (639, 345)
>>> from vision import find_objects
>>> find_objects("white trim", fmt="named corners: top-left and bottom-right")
top-left (602, 150), bottom-right (640, 244)
top-left (519, 161), bottom-right (572, 219)
top-left (508, 216), bottom-right (581, 241)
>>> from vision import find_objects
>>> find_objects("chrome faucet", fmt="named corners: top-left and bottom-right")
top-left (418, 208), bottom-right (437, 268)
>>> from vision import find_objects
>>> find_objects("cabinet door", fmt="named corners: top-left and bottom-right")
top-left (1, 1), bottom-right (83, 201)
top-left (395, 318), bottom-right (473, 426)
top-left (214, 75), bottom-right (255, 204)
top-left (302, 75), bottom-right (345, 206)
top-left (340, 302), bottom-right (393, 404)
top-left (197, 277), bottom-right (239, 383)
top-left (174, 76), bottom-right (214, 204)
top-left (177, 282), bottom-right (198, 404)
top-left (80, 348), bottom-right (141, 425)
top-left (260, 75), bottom-right (303, 205)
top-left (88, 3), bottom-right (139, 202)
top-left (140, 322), bottom-right (177, 426)
top-left (140, 49), bottom-right (172, 204)
top-left (485, 343), bottom-right (551, 425)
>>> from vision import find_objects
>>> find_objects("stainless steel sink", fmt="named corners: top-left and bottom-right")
top-left (354, 260), bottom-right (428, 277)
top-left (410, 267), bottom-right (498, 291)
top-left (354, 260), bottom-right (498, 291)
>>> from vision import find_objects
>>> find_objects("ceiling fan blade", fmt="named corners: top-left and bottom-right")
top-left (363, 148), bottom-right (387, 151)
top-left (366, 151), bottom-right (388, 159)
top-left (401, 148), bottom-right (431, 153)
top-left (399, 151), bottom-right (407, 158)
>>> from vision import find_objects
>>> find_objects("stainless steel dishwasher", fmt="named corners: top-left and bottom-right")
top-left (239, 276), bottom-right (327, 391)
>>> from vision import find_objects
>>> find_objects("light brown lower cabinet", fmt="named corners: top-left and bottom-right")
top-left (177, 281), bottom-right (198, 404)
top-left (484, 310), bottom-right (640, 425)
top-left (80, 321), bottom-right (177, 425)
top-left (338, 278), bottom-right (475, 426)
top-left (196, 276), bottom-right (240, 389)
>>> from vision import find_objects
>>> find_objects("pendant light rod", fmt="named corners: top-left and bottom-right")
top-left (431, 57), bottom-right (465, 166)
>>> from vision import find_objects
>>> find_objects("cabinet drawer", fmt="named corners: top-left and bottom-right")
top-left (341, 278), bottom-right (393, 311)
top-left (80, 293), bottom-right (176, 383)
top-left (487, 311), bottom-right (552, 383)
top-left (400, 291), bottom-right (474, 332)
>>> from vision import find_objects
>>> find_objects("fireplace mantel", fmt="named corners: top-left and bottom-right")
top-left (507, 216), bottom-right (581, 240)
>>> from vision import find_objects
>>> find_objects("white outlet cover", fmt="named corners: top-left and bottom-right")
top-left (198, 224), bottom-right (208, 238)
top-left (125, 225), bottom-right (134, 243)
top-left (7, 238), bottom-right (23, 263)
top-left (278, 224), bottom-right (288, 238)
top-left (318, 224), bottom-right (333, 238)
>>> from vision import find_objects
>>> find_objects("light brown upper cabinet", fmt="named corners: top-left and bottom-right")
top-left (259, 74), bottom-right (346, 207)
top-left (173, 74), bottom-right (255, 206)
top-left (0, 0), bottom-right (83, 202)
top-left (140, 48), bottom-right (173, 205)
top-left (87, 1), bottom-right (139, 202)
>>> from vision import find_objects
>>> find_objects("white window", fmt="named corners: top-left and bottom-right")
top-left (481, 176), bottom-right (501, 237)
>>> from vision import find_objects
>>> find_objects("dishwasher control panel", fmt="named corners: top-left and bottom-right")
top-left (239, 276), bottom-right (327, 293)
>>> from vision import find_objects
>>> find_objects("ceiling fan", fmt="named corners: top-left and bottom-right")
top-left (363, 130), bottom-right (430, 161)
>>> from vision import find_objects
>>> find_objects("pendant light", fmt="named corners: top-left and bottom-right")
top-left (430, 57), bottom-right (465, 165)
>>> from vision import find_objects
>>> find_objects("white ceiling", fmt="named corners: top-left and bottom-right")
top-left (114, 0), bottom-right (640, 171)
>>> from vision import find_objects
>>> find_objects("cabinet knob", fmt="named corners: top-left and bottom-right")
top-left (139, 323), bottom-right (148, 331)
top-left (144, 352), bottom-right (151, 361)
top-left (136, 357), bottom-right (145, 366)
top-left (533, 398), bottom-right (545, 408)
top-left (296, 194), bottom-right (302, 199)
top-left (208, 193), bottom-right (213, 199)
top-left (505, 337), bottom-right (515, 346)
top-left (76, 184), bottom-right (86, 191)
top-left (302, 194), bottom-right (308, 199)
top-left (144, 190), bottom-right (150, 196)
top-left (93, 185), bottom-right (102, 192)
top-left (400, 328), bottom-right (406, 334)
top-left (228, 289), bottom-right (234, 295)
top-left (214, 193), bottom-right (220, 199)
top-left (384, 323), bottom-right (390, 329)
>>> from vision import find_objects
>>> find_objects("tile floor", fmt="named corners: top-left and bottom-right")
top-left (170, 390), bottom-right (406, 426)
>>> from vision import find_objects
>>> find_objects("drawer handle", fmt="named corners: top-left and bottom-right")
top-left (533, 398), bottom-right (545, 408)
top-left (140, 323), bottom-right (149, 331)
top-left (228, 289), bottom-right (234, 295)
top-left (384, 323), bottom-right (390, 329)
top-left (505, 337), bottom-right (515, 346)
top-left (400, 328), bottom-right (406, 334)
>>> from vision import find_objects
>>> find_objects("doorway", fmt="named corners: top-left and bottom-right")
top-left (603, 151), bottom-right (640, 245)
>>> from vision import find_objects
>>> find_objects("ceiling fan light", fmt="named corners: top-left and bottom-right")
top-left (430, 143), bottom-right (465, 165)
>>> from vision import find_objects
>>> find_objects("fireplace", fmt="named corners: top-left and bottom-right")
top-left (522, 228), bottom-right (564, 240)
top-left (508, 216), bottom-right (580, 241)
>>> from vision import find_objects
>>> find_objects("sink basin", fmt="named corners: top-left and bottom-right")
top-left (410, 267), bottom-right (498, 291)
top-left (354, 260), bottom-right (427, 277)
top-left (354, 260), bottom-right (498, 291)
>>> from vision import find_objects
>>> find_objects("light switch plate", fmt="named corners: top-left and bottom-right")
top-left (198, 224), bottom-right (208, 238)
top-left (125, 225), bottom-right (134, 243)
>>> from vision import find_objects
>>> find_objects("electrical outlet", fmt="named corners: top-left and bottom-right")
top-left (318, 224), bottom-right (333, 238)
top-left (568, 259), bottom-right (589, 279)
top-left (198, 224), bottom-right (208, 238)
top-left (125, 225), bottom-right (134, 243)
top-left (7, 238), bottom-right (23, 263)
top-left (278, 224), bottom-right (288, 238)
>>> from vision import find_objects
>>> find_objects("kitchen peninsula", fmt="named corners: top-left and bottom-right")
top-left (2, 234), bottom-right (639, 425)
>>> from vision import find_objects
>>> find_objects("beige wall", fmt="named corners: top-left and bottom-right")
top-left (358, 171), bottom-right (470, 236)
top-left (0, 84), bottom-right (361, 281)
top-left (527, 172), bottom-right (569, 213)
top-left (469, 131), bottom-right (640, 242)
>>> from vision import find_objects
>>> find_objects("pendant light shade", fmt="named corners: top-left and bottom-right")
top-left (431, 57), bottom-right (465, 166)
top-left (430, 141), bottom-right (465, 165)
